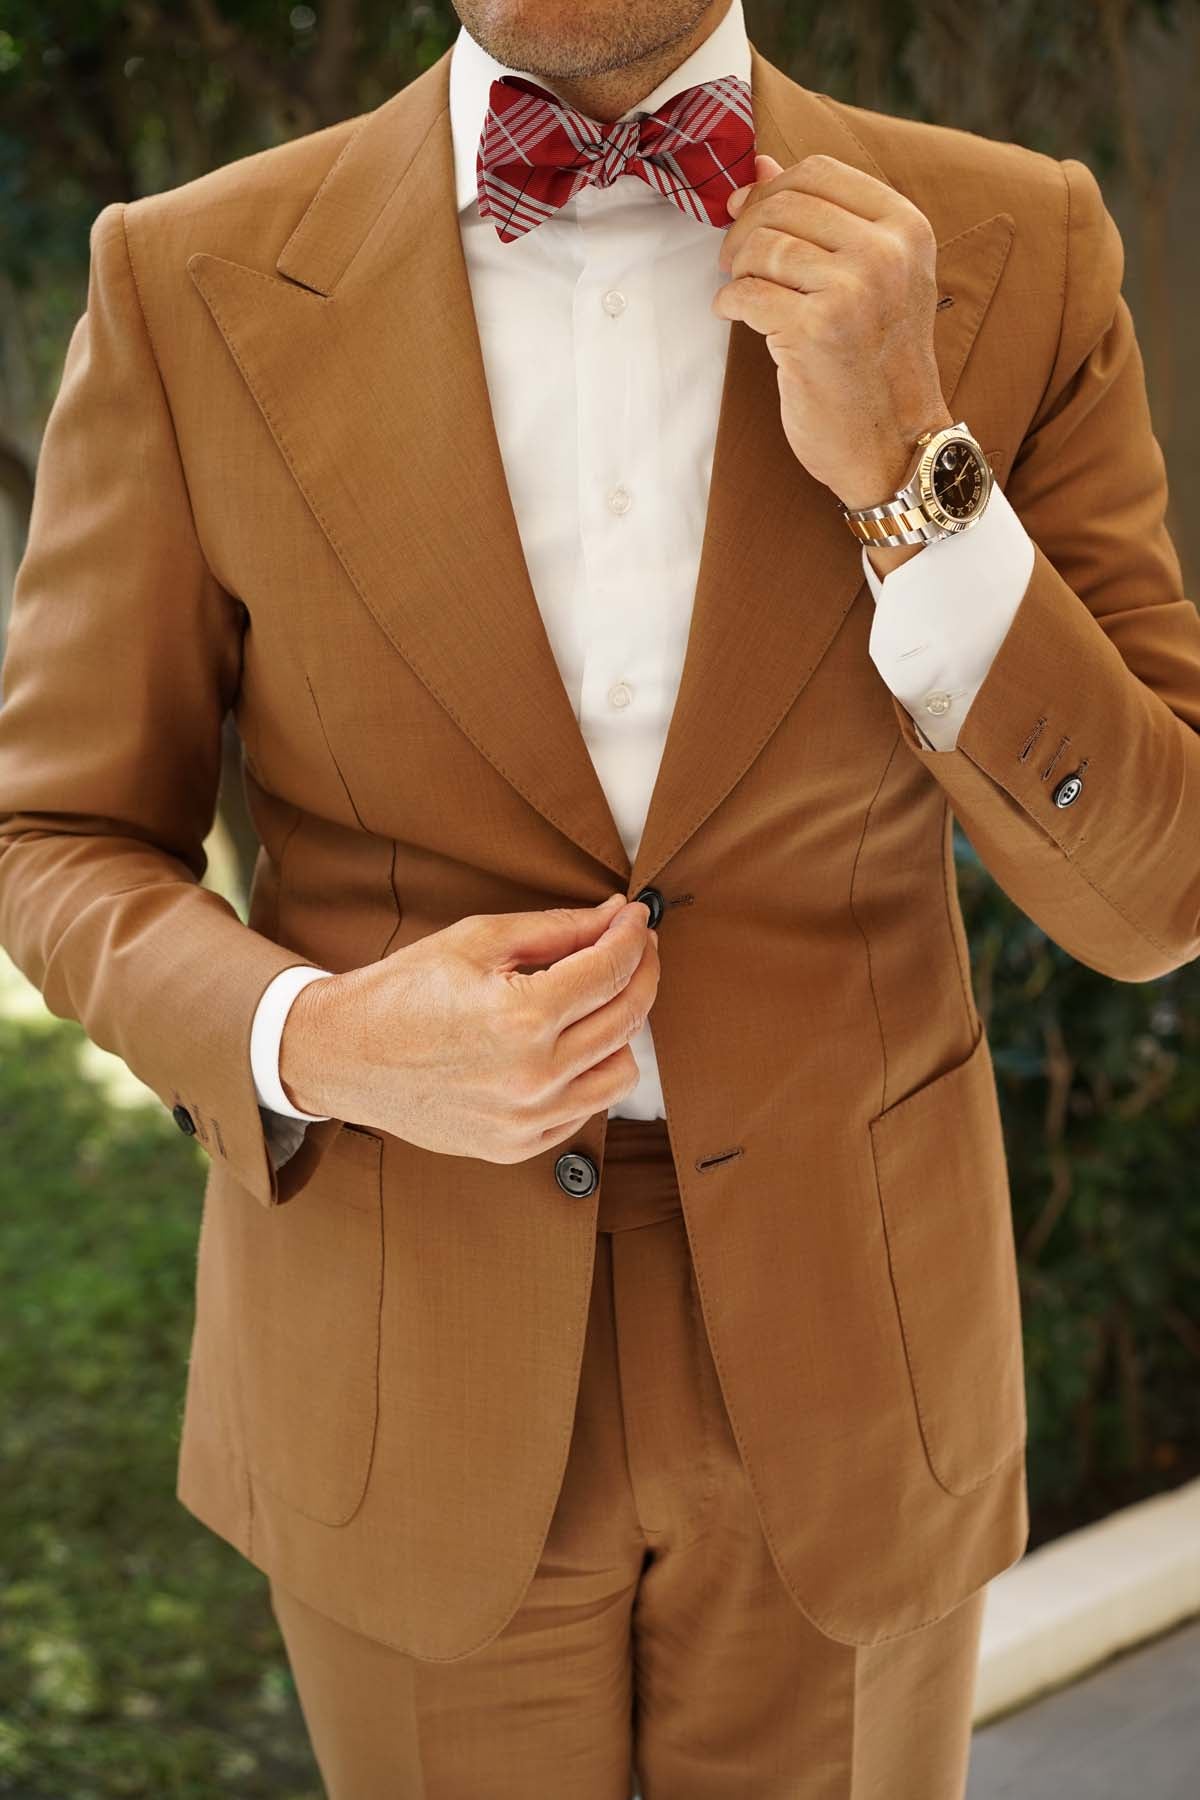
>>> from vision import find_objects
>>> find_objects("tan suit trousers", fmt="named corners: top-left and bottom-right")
top-left (268, 1117), bottom-right (986, 1798)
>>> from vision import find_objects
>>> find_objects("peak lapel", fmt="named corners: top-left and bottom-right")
top-left (188, 42), bottom-right (1015, 899)
top-left (188, 48), bottom-right (633, 881)
top-left (625, 45), bottom-right (1016, 894)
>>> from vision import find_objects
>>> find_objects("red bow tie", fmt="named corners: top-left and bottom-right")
top-left (476, 73), bottom-right (756, 243)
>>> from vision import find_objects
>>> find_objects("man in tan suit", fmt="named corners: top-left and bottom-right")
top-left (2, 0), bottom-right (1197, 1791)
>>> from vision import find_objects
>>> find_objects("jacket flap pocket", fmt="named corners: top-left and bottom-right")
top-left (869, 1026), bottom-right (1027, 1494)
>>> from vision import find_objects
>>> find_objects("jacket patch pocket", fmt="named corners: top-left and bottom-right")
top-left (237, 1124), bottom-right (384, 1525)
top-left (868, 1026), bottom-right (1026, 1495)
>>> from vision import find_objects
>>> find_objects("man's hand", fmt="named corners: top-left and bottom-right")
top-left (714, 151), bottom-right (953, 513)
top-left (278, 893), bottom-right (660, 1164)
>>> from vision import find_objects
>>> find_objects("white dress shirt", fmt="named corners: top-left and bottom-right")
top-left (249, 0), bottom-right (1034, 1141)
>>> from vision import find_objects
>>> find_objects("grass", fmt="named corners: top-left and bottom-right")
top-left (0, 1003), bottom-right (321, 1798)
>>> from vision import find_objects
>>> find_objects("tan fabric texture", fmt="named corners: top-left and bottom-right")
top-left (0, 39), bottom-right (1197, 1666)
top-left (266, 1117), bottom-right (986, 1799)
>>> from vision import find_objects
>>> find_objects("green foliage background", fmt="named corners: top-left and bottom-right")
top-left (0, 1), bottom-right (1198, 1793)
top-left (0, 1016), bottom-right (319, 1796)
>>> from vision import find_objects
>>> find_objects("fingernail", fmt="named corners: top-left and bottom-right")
top-left (727, 184), bottom-right (750, 213)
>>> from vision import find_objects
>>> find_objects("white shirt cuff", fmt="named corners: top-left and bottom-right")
top-left (862, 480), bottom-right (1036, 752)
top-left (250, 964), bottom-right (335, 1122)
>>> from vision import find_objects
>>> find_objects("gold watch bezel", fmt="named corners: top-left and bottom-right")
top-left (909, 423), bottom-right (993, 536)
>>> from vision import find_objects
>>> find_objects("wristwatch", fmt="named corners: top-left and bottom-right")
top-left (841, 420), bottom-right (993, 549)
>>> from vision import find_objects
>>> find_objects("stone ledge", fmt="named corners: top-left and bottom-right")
top-left (973, 1473), bottom-right (1200, 1724)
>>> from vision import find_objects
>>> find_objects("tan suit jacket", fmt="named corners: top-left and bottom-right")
top-left (1, 41), bottom-right (1197, 1663)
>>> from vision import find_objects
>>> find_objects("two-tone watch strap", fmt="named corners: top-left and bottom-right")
top-left (842, 425), bottom-right (939, 548)
top-left (842, 500), bottom-right (944, 549)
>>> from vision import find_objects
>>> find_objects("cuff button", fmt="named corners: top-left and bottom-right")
top-left (172, 1104), bottom-right (197, 1136)
top-left (1052, 772), bottom-right (1084, 808)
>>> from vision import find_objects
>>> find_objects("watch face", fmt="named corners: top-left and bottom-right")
top-left (929, 438), bottom-right (987, 520)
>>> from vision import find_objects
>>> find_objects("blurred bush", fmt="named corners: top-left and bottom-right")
top-left (0, 1012), bottom-right (319, 1796)
top-left (957, 834), bottom-right (1200, 1542)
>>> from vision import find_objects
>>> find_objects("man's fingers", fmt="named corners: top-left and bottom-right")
top-left (481, 894), bottom-right (625, 971)
top-left (534, 900), bottom-right (652, 1031)
top-left (535, 1041), bottom-right (641, 1130)
top-left (553, 938), bottom-right (659, 1081)
top-left (732, 152), bottom-right (900, 227)
top-left (713, 271), bottom-right (806, 333)
top-left (721, 224), bottom-right (837, 292)
top-left (726, 150), bottom-right (784, 205)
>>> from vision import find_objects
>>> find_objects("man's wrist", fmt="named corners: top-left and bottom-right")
top-left (279, 971), bottom-right (338, 1117)
top-left (833, 404), bottom-right (956, 514)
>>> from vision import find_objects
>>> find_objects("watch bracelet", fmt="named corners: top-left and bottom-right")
top-left (844, 504), bottom-right (944, 548)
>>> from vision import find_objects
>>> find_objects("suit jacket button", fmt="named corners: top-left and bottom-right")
top-left (1052, 771), bottom-right (1084, 808)
top-left (632, 886), bottom-right (664, 928)
top-left (172, 1103), bottom-right (197, 1136)
top-left (554, 1151), bottom-right (598, 1198)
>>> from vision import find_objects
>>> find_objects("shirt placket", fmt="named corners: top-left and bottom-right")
top-left (573, 184), bottom-right (669, 861)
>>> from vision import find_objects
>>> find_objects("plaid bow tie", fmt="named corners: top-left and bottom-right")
top-left (476, 72), bottom-right (756, 243)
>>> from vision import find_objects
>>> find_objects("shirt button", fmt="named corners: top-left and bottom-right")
top-left (607, 485), bottom-right (632, 515)
top-left (608, 680), bottom-right (633, 710)
top-left (601, 289), bottom-right (627, 316)
top-left (922, 691), bottom-right (953, 716)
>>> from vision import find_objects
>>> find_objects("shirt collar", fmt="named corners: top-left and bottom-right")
top-left (448, 0), bottom-right (751, 216)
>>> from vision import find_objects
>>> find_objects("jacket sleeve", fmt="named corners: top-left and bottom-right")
top-left (888, 156), bottom-right (1200, 982)
top-left (0, 200), bottom-right (331, 1207)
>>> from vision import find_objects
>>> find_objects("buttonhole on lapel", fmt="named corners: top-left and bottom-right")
top-left (695, 1145), bottom-right (743, 1172)
top-left (936, 294), bottom-right (955, 311)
